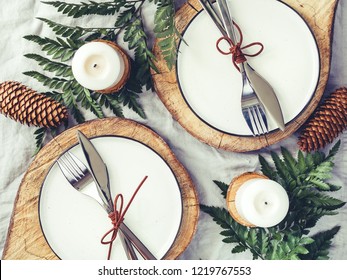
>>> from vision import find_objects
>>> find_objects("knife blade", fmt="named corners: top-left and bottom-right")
top-left (77, 130), bottom-right (113, 213)
top-left (200, 0), bottom-right (285, 131)
top-left (244, 64), bottom-right (285, 131)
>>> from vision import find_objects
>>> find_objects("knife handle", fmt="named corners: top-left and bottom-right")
top-left (119, 223), bottom-right (157, 260)
top-left (119, 231), bottom-right (138, 260)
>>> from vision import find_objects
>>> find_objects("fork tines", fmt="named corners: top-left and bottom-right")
top-left (243, 105), bottom-right (268, 136)
top-left (57, 152), bottom-right (88, 188)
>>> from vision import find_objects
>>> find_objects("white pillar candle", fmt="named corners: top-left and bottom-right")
top-left (72, 42), bottom-right (125, 91)
top-left (235, 178), bottom-right (289, 228)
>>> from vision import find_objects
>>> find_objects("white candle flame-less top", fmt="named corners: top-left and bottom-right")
top-left (235, 178), bottom-right (289, 228)
top-left (72, 42), bottom-right (125, 91)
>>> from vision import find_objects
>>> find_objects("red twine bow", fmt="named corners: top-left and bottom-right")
top-left (216, 21), bottom-right (264, 72)
top-left (100, 175), bottom-right (148, 260)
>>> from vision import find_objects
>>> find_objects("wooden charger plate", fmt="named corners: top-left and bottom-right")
top-left (152, 0), bottom-right (338, 152)
top-left (2, 118), bottom-right (199, 259)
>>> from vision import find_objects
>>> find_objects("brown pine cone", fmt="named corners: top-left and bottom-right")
top-left (298, 87), bottom-right (347, 152)
top-left (0, 81), bottom-right (68, 128)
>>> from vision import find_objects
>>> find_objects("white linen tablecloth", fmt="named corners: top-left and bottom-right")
top-left (0, 0), bottom-right (346, 260)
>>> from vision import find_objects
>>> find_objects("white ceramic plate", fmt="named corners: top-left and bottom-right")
top-left (39, 136), bottom-right (182, 260)
top-left (177, 0), bottom-right (320, 135)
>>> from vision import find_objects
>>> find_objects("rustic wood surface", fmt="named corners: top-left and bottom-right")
top-left (2, 118), bottom-right (199, 260)
top-left (226, 172), bottom-right (268, 227)
top-left (152, 0), bottom-right (339, 152)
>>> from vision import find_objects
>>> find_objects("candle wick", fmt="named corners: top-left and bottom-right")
top-left (93, 64), bottom-right (97, 68)
top-left (265, 202), bottom-right (268, 205)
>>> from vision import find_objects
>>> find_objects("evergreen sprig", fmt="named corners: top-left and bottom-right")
top-left (201, 141), bottom-right (344, 259)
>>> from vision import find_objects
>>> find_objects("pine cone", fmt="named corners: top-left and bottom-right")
top-left (298, 87), bottom-right (347, 152)
top-left (0, 81), bottom-right (68, 128)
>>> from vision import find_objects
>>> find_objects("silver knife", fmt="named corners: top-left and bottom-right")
top-left (77, 130), bottom-right (156, 260)
top-left (200, 0), bottom-right (285, 131)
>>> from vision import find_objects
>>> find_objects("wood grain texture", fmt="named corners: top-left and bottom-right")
top-left (152, 0), bottom-right (339, 152)
top-left (2, 118), bottom-right (199, 260)
top-left (226, 172), bottom-right (268, 227)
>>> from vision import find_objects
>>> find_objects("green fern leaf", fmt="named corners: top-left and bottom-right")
top-left (124, 19), bottom-right (155, 89)
top-left (24, 54), bottom-right (72, 77)
top-left (222, 236), bottom-right (239, 243)
top-left (24, 35), bottom-right (80, 62)
top-left (297, 150), bottom-right (307, 173)
top-left (23, 71), bottom-right (69, 90)
top-left (114, 6), bottom-right (135, 27)
top-left (61, 89), bottom-right (85, 123)
top-left (80, 88), bottom-right (104, 118)
top-left (301, 226), bottom-right (340, 260)
top-left (213, 180), bottom-right (229, 198)
top-left (232, 245), bottom-right (247, 254)
top-left (259, 155), bottom-right (277, 180)
top-left (258, 228), bottom-right (269, 256)
top-left (308, 178), bottom-right (331, 191)
top-left (281, 147), bottom-right (300, 178)
top-left (154, 1), bottom-right (178, 70)
top-left (98, 94), bottom-right (124, 118)
top-left (307, 193), bottom-right (345, 210)
top-left (42, 1), bottom-right (125, 18)
top-left (34, 127), bottom-right (47, 154)
top-left (308, 161), bottom-right (334, 179)
top-left (271, 151), bottom-right (293, 186)
top-left (37, 18), bottom-right (85, 40)
top-left (327, 140), bottom-right (341, 160)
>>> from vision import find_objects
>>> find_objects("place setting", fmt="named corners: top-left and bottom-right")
top-left (152, 0), bottom-right (328, 152)
top-left (2, 118), bottom-right (199, 260)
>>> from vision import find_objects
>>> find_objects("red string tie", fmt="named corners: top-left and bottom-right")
top-left (100, 175), bottom-right (148, 260)
top-left (216, 21), bottom-right (264, 72)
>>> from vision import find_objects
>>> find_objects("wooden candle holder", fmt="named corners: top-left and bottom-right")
top-left (93, 39), bottom-right (131, 94)
top-left (226, 172), bottom-right (268, 227)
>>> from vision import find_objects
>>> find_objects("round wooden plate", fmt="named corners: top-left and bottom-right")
top-left (2, 118), bottom-right (199, 259)
top-left (152, 0), bottom-right (338, 152)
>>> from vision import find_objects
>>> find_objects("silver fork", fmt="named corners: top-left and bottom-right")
top-left (57, 151), bottom-right (156, 260)
top-left (201, 0), bottom-right (268, 136)
top-left (217, 0), bottom-right (268, 136)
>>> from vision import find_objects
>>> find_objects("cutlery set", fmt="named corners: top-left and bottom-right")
top-left (199, 0), bottom-right (285, 135)
top-left (57, 131), bottom-right (156, 260)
